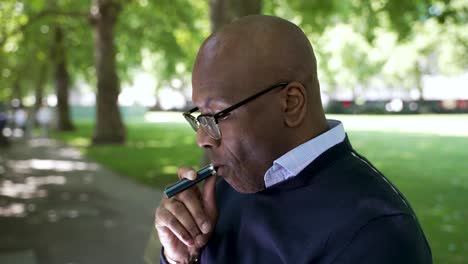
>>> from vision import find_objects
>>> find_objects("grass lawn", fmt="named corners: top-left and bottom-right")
top-left (52, 113), bottom-right (468, 263)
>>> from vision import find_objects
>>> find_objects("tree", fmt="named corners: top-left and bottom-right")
top-left (89, 0), bottom-right (125, 144)
top-left (34, 63), bottom-right (48, 113)
top-left (52, 25), bottom-right (74, 130)
top-left (316, 24), bottom-right (385, 102)
top-left (209, 0), bottom-right (262, 32)
top-left (2, 0), bottom-right (210, 144)
top-left (0, 0), bottom-right (90, 131)
top-left (88, 0), bottom-right (209, 143)
top-left (0, 0), bottom-right (30, 104)
top-left (1, 0), bottom-right (125, 141)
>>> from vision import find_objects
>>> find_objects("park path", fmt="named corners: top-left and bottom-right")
top-left (0, 137), bottom-right (163, 264)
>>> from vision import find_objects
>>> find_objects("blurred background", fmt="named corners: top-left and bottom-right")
top-left (0, 0), bottom-right (467, 263)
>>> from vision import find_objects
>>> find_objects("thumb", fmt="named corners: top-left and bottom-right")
top-left (202, 173), bottom-right (218, 218)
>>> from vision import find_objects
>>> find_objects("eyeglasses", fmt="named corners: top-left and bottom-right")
top-left (183, 82), bottom-right (288, 140)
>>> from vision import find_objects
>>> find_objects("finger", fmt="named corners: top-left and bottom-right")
top-left (202, 173), bottom-right (218, 219)
top-left (178, 190), bottom-right (211, 234)
top-left (156, 207), bottom-right (194, 247)
top-left (157, 225), bottom-right (178, 246)
top-left (158, 226), bottom-right (192, 264)
top-left (178, 167), bottom-right (197, 181)
top-left (165, 199), bottom-right (202, 239)
top-left (194, 233), bottom-right (211, 248)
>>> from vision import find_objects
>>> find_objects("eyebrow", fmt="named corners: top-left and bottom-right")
top-left (198, 97), bottom-right (230, 110)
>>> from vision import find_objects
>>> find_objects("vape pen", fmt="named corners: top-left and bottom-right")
top-left (164, 164), bottom-right (217, 198)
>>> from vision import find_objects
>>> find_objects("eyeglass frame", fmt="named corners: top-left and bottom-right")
top-left (183, 82), bottom-right (289, 139)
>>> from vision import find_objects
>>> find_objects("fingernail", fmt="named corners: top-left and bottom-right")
top-left (201, 222), bottom-right (211, 234)
top-left (187, 171), bottom-right (196, 180)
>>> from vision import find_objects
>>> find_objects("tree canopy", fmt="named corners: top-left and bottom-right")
top-left (1, 0), bottom-right (467, 141)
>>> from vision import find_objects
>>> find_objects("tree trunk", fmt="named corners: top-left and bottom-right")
top-left (34, 63), bottom-right (48, 127)
top-left (414, 61), bottom-right (426, 113)
top-left (34, 63), bottom-right (48, 113)
top-left (12, 78), bottom-right (23, 106)
top-left (201, 0), bottom-right (262, 165)
top-left (209, 0), bottom-right (262, 32)
top-left (90, 0), bottom-right (125, 144)
top-left (414, 62), bottom-right (424, 103)
top-left (53, 26), bottom-right (75, 131)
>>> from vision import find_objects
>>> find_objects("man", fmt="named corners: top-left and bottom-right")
top-left (14, 106), bottom-right (28, 136)
top-left (0, 101), bottom-right (9, 146)
top-left (155, 15), bottom-right (432, 264)
top-left (36, 101), bottom-right (53, 138)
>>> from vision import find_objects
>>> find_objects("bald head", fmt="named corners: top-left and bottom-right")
top-left (193, 15), bottom-right (324, 118)
top-left (199, 17), bottom-right (317, 84)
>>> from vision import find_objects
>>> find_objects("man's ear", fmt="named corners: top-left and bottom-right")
top-left (280, 82), bottom-right (307, 127)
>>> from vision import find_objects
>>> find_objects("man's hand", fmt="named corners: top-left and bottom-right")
top-left (155, 167), bottom-right (218, 263)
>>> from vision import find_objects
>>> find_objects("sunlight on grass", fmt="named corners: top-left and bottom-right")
top-left (144, 111), bottom-right (186, 123)
top-left (162, 165), bottom-right (178, 175)
top-left (70, 137), bottom-right (90, 147)
top-left (330, 114), bottom-right (468, 137)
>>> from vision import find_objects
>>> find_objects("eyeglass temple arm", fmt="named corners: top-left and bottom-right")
top-left (213, 82), bottom-right (288, 119)
top-left (183, 107), bottom-right (199, 116)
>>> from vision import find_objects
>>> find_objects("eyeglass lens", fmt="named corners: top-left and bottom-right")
top-left (199, 116), bottom-right (221, 139)
top-left (184, 114), bottom-right (221, 140)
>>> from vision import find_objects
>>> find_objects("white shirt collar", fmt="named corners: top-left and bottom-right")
top-left (264, 120), bottom-right (346, 188)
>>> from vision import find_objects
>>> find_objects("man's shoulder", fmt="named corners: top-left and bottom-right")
top-left (306, 148), bottom-right (415, 214)
top-left (263, 146), bottom-right (418, 234)
top-left (324, 213), bottom-right (432, 263)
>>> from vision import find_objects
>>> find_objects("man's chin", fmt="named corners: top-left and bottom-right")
top-left (223, 174), bottom-right (265, 194)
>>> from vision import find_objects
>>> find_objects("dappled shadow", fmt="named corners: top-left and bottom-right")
top-left (7, 159), bottom-right (98, 173)
top-left (0, 139), bottom-right (118, 254)
top-left (0, 156), bottom-right (109, 222)
top-left (1, 176), bottom-right (64, 200)
top-left (27, 138), bottom-right (60, 148)
top-left (0, 138), bottom-right (161, 263)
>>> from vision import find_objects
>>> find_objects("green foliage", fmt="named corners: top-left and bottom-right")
top-left (116, 0), bottom-right (208, 85)
top-left (1, 0), bottom-right (467, 103)
top-left (281, 0), bottom-right (467, 41)
top-left (316, 24), bottom-right (386, 94)
top-left (264, 0), bottom-right (468, 100)
top-left (0, 0), bottom-right (209, 102)
top-left (0, 0), bottom-right (94, 101)
top-left (0, 1), bottom-right (31, 99)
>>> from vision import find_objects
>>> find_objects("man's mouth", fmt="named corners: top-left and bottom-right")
top-left (215, 165), bottom-right (223, 175)
top-left (212, 164), bottom-right (224, 176)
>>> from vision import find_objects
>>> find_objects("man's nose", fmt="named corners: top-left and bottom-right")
top-left (196, 127), bottom-right (219, 148)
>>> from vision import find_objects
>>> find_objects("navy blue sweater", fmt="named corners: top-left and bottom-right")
top-left (162, 139), bottom-right (432, 263)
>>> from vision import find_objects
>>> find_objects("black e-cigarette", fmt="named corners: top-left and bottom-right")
top-left (164, 164), bottom-right (217, 198)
